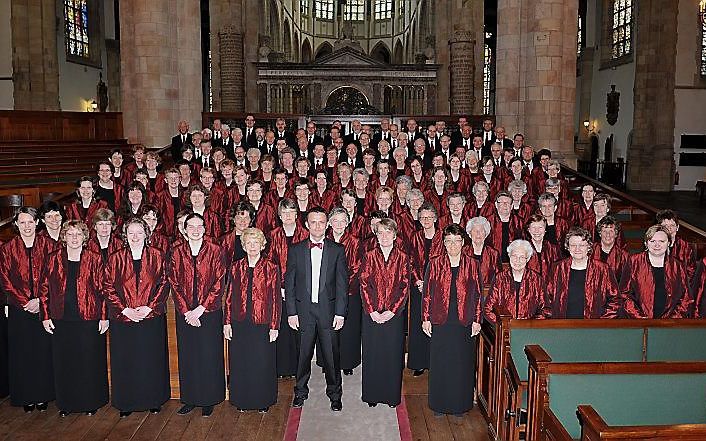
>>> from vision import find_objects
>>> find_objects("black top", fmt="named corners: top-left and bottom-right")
top-left (100, 246), bottom-right (109, 263)
top-left (171, 196), bottom-right (181, 216)
top-left (191, 255), bottom-right (199, 309)
top-left (566, 269), bottom-right (586, 319)
top-left (233, 235), bottom-right (246, 262)
top-left (545, 225), bottom-right (557, 244)
top-left (652, 266), bottom-right (667, 318)
top-left (501, 222), bottom-right (510, 263)
top-left (448, 266), bottom-right (460, 325)
top-left (95, 186), bottom-right (115, 211)
top-left (133, 259), bottom-right (142, 291)
top-left (424, 237), bottom-right (433, 270)
top-left (25, 246), bottom-right (34, 298)
top-left (600, 249), bottom-right (609, 262)
top-left (514, 280), bottom-right (522, 317)
top-left (355, 197), bottom-right (366, 216)
top-left (64, 260), bottom-right (81, 321)
top-left (246, 267), bottom-right (254, 322)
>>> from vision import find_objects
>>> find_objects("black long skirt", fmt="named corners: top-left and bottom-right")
top-left (339, 293), bottom-right (362, 370)
top-left (176, 310), bottom-right (225, 406)
top-left (406, 285), bottom-right (430, 370)
top-left (276, 299), bottom-right (299, 376)
top-left (361, 312), bottom-right (405, 406)
top-left (8, 306), bottom-right (54, 406)
top-left (110, 315), bottom-right (170, 412)
top-left (229, 319), bottom-right (277, 410)
top-left (0, 309), bottom-right (9, 398)
top-left (428, 323), bottom-right (477, 414)
top-left (52, 319), bottom-right (108, 412)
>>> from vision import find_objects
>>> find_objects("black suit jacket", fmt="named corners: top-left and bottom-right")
top-left (171, 133), bottom-right (192, 162)
top-left (243, 127), bottom-right (258, 148)
top-left (306, 135), bottom-right (324, 150)
top-left (277, 131), bottom-right (297, 148)
top-left (486, 138), bottom-right (514, 150)
top-left (371, 131), bottom-right (393, 150)
top-left (285, 239), bottom-right (349, 325)
top-left (221, 137), bottom-right (236, 159)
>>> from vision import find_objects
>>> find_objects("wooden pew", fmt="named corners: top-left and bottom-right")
top-left (525, 345), bottom-right (706, 441)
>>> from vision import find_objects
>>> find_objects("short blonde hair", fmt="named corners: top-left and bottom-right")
top-left (60, 220), bottom-right (90, 246)
top-left (240, 227), bottom-right (266, 249)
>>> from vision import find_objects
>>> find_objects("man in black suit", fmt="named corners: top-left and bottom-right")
top-left (275, 117), bottom-right (296, 148)
top-left (450, 116), bottom-right (469, 147)
top-left (456, 124), bottom-right (474, 151)
top-left (286, 208), bottom-right (348, 412)
top-left (404, 118), bottom-right (424, 150)
top-left (411, 138), bottom-right (433, 171)
top-left (340, 142), bottom-right (363, 168)
top-left (371, 117), bottom-right (392, 150)
top-left (260, 130), bottom-right (278, 158)
top-left (470, 134), bottom-right (490, 161)
top-left (486, 126), bottom-right (514, 151)
top-left (343, 119), bottom-right (364, 147)
top-left (211, 119), bottom-right (223, 146)
top-left (480, 117), bottom-right (495, 145)
top-left (220, 124), bottom-right (236, 160)
top-left (295, 136), bottom-right (312, 162)
top-left (170, 120), bottom-right (192, 162)
top-left (323, 126), bottom-right (341, 148)
top-left (304, 121), bottom-right (324, 149)
top-left (425, 124), bottom-right (440, 152)
top-left (243, 114), bottom-right (257, 148)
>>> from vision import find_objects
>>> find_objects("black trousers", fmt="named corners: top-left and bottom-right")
top-left (295, 303), bottom-right (342, 401)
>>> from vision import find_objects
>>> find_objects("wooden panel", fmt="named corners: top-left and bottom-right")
top-left (0, 111), bottom-right (123, 141)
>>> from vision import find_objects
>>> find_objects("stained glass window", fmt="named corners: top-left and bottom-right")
top-left (64, 0), bottom-right (89, 58)
top-left (700, 1), bottom-right (706, 76)
top-left (483, 42), bottom-right (492, 115)
top-left (374, 0), bottom-right (393, 20)
top-left (315, 0), bottom-right (334, 20)
top-left (577, 15), bottom-right (583, 57)
top-left (611, 0), bottom-right (632, 59)
top-left (344, 0), bottom-right (365, 21)
top-left (300, 0), bottom-right (309, 17)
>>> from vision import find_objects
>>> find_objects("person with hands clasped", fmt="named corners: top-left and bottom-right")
top-left (223, 228), bottom-right (281, 412)
top-left (104, 217), bottom-right (170, 418)
top-left (39, 220), bottom-right (109, 417)
top-left (422, 224), bottom-right (483, 417)
top-left (168, 213), bottom-right (226, 417)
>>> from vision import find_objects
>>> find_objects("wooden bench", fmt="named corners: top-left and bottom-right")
top-left (525, 345), bottom-right (706, 441)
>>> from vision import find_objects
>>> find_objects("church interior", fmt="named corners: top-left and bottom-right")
top-left (1, 0), bottom-right (706, 440)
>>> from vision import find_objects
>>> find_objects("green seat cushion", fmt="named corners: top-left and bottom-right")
top-left (548, 373), bottom-right (706, 438)
top-left (647, 328), bottom-right (706, 361)
top-left (510, 328), bottom-right (644, 381)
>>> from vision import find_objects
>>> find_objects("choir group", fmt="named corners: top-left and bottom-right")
top-left (0, 116), bottom-right (704, 421)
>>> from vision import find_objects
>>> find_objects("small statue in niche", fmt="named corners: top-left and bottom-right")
top-left (97, 72), bottom-right (108, 112)
top-left (606, 85), bottom-right (620, 126)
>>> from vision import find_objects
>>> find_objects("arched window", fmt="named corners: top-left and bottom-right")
top-left (300, 0), bottom-right (309, 17)
top-left (483, 43), bottom-right (493, 115)
top-left (374, 0), bottom-right (393, 20)
top-left (64, 0), bottom-right (89, 58)
top-left (700, 0), bottom-right (706, 76)
top-left (344, 0), bottom-right (365, 21)
top-left (315, 0), bottom-right (335, 20)
top-left (611, 0), bottom-right (633, 59)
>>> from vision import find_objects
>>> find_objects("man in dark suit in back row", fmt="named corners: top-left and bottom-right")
top-left (285, 208), bottom-right (348, 412)
top-left (171, 120), bottom-right (192, 162)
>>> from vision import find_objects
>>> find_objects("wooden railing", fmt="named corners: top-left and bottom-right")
top-left (0, 111), bottom-right (123, 141)
top-left (576, 159), bottom-right (627, 189)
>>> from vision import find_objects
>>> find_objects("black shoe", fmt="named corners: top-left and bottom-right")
top-left (412, 369), bottom-right (425, 377)
top-left (23, 404), bottom-right (34, 413)
top-left (119, 411), bottom-right (132, 418)
top-left (85, 410), bottom-right (97, 416)
top-left (201, 406), bottom-right (213, 417)
top-left (330, 400), bottom-right (342, 412)
top-left (292, 396), bottom-right (306, 408)
top-left (258, 407), bottom-right (269, 413)
top-left (177, 404), bottom-right (195, 415)
top-left (36, 402), bottom-right (48, 411)
top-left (59, 410), bottom-right (69, 417)
top-left (367, 402), bottom-right (377, 407)
top-left (343, 369), bottom-right (353, 376)
top-left (149, 407), bottom-right (161, 414)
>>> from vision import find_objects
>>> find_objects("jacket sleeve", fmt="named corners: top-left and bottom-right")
top-left (103, 256), bottom-right (127, 313)
top-left (421, 260), bottom-right (432, 322)
top-left (271, 263), bottom-right (282, 329)
top-left (334, 246), bottom-right (349, 318)
top-left (223, 269), bottom-right (233, 325)
top-left (671, 264), bottom-right (694, 318)
top-left (201, 249), bottom-right (225, 311)
top-left (38, 256), bottom-right (52, 321)
top-left (284, 245), bottom-right (298, 317)
top-left (147, 253), bottom-right (169, 313)
top-left (484, 275), bottom-right (500, 324)
top-left (619, 259), bottom-right (646, 319)
top-left (601, 266), bottom-right (622, 319)
top-left (167, 250), bottom-right (189, 313)
top-left (390, 253), bottom-right (410, 315)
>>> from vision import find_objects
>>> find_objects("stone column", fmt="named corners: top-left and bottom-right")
top-left (495, 0), bottom-right (578, 164)
top-left (219, 26), bottom-right (245, 111)
top-left (448, 30), bottom-right (475, 115)
top-left (627, 0), bottom-right (678, 191)
top-left (11, 0), bottom-right (59, 110)
top-left (120, 0), bottom-right (201, 147)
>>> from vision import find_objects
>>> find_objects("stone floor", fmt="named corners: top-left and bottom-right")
top-left (627, 190), bottom-right (706, 231)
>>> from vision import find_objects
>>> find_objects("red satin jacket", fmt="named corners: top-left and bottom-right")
top-left (65, 199), bottom-right (109, 227)
top-left (484, 267), bottom-right (546, 323)
top-left (0, 235), bottom-right (54, 308)
top-left (671, 236), bottom-right (696, 281)
top-left (168, 238), bottom-right (225, 314)
top-left (526, 240), bottom-right (562, 281)
top-left (154, 188), bottom-right (182, 237)
top-left (85, 233), bottom-right (124, 261)
top-left (268, 225), bottom-right (310, 284)
top-left (104, 245), bottom-right (168, 321)
top-left (359, 245), bottom-right (410, 314)
top-left (691, 257), bottom-right (706, 318)
top-left (39, 248), bottom-right (106, 321)
top-left (224, 257), bottom-right (281, 328)
top-left (592, 243), bottom-right (629, 280)
top-left (463, 245), bottom-right (502, 288)
top-left (37, 230), bottom-right (62, 254)
top-left (252, 202), bottom-right (277, 233)
top-left (422, 253), bottom-right (483, 326)
top-left (409, 229), bottom-right (444, 283)
top-left (327, 229), bottom-right (362, 296)
top-left (620, 253), bottom-right (692, 319)
top-left (486, 212), bottom-right (524, 256)
top-left (545, 258), bottom-right (620, 318)
top-left (310, 188), bottom-right (337, 211)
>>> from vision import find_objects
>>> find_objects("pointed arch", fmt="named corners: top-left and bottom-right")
top-left (315, 41), bottom-right (333, 60)
top-left (283, 20), bottom-right (292, 61)
top-left (370, 41), bottom-right (391, 64)
top-left (302, 38), bottom-right (313, 64)
top-left (393, 39), bottom-right (404, 64)
top-left (293, 32), bottom-right (300, 63)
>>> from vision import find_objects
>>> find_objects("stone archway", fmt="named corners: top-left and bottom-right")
top-left (322, 86), bottom-right (380, 115)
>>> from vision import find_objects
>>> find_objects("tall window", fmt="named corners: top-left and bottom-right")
top-left (300, 0), bottom-right (309, 16)
top-left (700, 0), bottom-right (706, 76)
top-left (64, 0), bottom-right (89, 58)
top-left (315, 0), bottom-right (334, 20)
top-left (374, 0), bottom-right (393, 20)
top-left (483, 42), bottom-right (493, 115)
top-left (611, 0), bottom-right (633, 59)
top-left (577, 16), bottom-right (583, 57)
top-left (344, 0), bottom-right (365, 21)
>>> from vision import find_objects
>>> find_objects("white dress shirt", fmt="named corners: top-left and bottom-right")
top-left (310, 242), bottom-right (323, 303)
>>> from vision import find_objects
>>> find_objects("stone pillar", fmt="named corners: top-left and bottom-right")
top-left (120, 0), bottom-right (201, 147)
top-left (495, 0), bottom-right (578, 164)
top-left (11, 0), bottom-right (59, 110)
top-left (627, 0), bottom-right (678, 191)
top-left (219, 26), bottom-right (245, 111)
top-left (448, 30), bottom-right (475, 115)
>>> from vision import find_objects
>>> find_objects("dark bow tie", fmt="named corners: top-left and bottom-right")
top-left (309, 242), bottom-right (323, 249)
